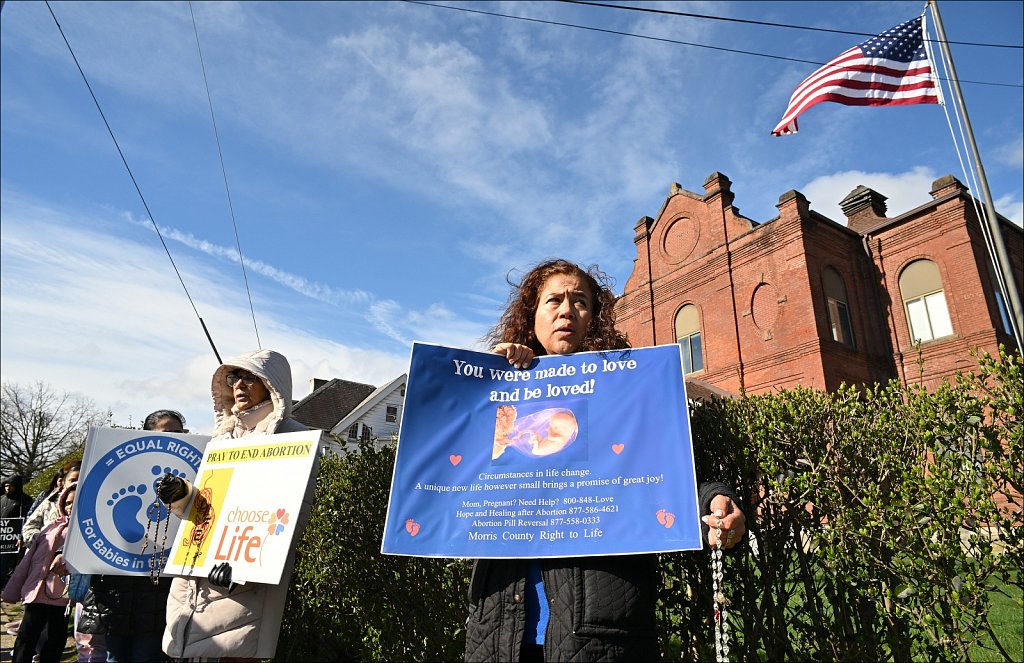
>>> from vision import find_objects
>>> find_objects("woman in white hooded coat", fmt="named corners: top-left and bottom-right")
top-left (158, 349), bottom-right (314, 660)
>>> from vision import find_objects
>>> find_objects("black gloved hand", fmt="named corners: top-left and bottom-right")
top-left (209, 562), bottom-right (234, 592)
top-left (156, 473), bottom-right (187, 504)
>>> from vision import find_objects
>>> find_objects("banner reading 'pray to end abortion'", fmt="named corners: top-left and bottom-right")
top-left (65, 427), bottom-right (210, 575)
top-left (382, 343), bottom-right (702, 558)
top-left (164, 430), bottom-right (322, 585)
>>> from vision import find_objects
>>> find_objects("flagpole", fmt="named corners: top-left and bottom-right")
top-left (928, 0), bottom-right (1023, 350)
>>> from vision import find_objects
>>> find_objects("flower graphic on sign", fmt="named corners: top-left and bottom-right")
top-left (268, 508), bottom-right (290, 536)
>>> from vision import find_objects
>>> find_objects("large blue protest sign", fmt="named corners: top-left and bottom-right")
top-left (65, 427), bottom-right (210, 575)
top-left (382, 343), bottom-right (701, 558)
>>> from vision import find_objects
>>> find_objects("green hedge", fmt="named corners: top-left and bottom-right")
top-left (278, 347), bottom-right (1022, 662)
top-left (277, 438), bottom-right (470, 662)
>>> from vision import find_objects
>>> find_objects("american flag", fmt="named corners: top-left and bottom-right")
top-left (772, 16), bottom-right (940, 136)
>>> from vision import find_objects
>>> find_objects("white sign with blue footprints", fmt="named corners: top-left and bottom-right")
top-left (65, 426), bottom-right (211, 575)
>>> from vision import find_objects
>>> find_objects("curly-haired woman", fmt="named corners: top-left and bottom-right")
top-left (464, 258), bottom-right (746, 662)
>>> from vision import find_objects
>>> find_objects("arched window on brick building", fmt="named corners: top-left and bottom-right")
top-left (675, 304), bottom-right (703, 374)
top-left (823, 267), bottom-right (855, 347)
top-left (899, 259), bottom-right (954, 343)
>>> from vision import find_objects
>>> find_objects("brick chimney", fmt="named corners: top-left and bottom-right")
top-left (703, 171), bottom-right (735, 209)
top-left (840, 185), bottom-right (888, 233)
top-left (929, 174), bottom-right (967, 199)
top-left (776, 189), bottom-right (811, 222)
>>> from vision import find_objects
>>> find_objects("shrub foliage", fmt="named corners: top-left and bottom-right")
top-left (277, 439), bottom-right (470, 662)
top-left (278, 347), bottom-right (1021, 661)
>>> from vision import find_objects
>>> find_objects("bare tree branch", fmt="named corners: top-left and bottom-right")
top-left (1, 381), bottom-right (106, 481)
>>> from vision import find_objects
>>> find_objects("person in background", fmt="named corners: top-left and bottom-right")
top-left (76, 410), bottom-right (187, 663)
top-left (6, 462), bottom-right (79, 641)
top-left (464, 259), bottom-right (747, 662)
top-left (2, 481), bottom-right (77, 663)
top-left (25, 472), bottom-right (62, 521)
top-left (26, 460), bottom-right (83, 519)
top-left (2, 476), bottom-right (35, 584)
top-left (22, 461), bottom-right (81, 548)
top-left (156, 349), bottom-right (316, 660)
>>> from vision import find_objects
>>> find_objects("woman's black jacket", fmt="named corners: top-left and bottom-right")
top-left (464, 481), bottom-right (742, 662)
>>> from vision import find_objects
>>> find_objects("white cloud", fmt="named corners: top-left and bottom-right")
top-left (0, 193), bottom-right (410, 434)
top-left (368, 299), bottom-right (488, 351)
top-left (800, 167), bottom-right (940, 223)
top-left (800, 167), bottom-right (1024, 229)
top-left (16, 3), bottom-right (694, 266)
top-left (992, 133), bottom-right (1023, 169)
top-left (127, 216), bottom-right (372, 306)
top-left (995, 194), bottom-right (1024, 228)
top-left (119, 213), bottom-right (494, 351)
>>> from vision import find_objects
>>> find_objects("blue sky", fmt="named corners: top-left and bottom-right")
top-left (2, 1), bottom-right (1021, 433)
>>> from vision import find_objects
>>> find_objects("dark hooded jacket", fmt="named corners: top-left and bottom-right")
top-left (78, 574), bottom-right (172, 636)
top-left (464, 481), bottom-right (742, 662)
top-left (1, 475), bottom-right (34, 521)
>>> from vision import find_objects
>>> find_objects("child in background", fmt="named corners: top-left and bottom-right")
top-left (2, 481), bottom-right (77, 663)
top-left (73, 601), bottom-right (106, 662)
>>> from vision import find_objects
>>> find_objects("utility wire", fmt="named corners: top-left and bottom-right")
top-left (189, 1), bottom-right (262, 350)
top-left (404, 1), bottom-right (1022, 89)
top-left (44, 0), bottom-right (223, 364)
top-left (561, 0), bottom-right (1023, 50)
top-left (405, 0), bottom-right (823, 65)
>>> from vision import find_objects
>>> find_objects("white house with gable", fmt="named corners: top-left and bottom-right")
top-left (327, 374), bottom-right (407, 452)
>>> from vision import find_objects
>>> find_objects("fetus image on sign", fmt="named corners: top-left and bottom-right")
top-left (492, 404), bottom-right (580, 460)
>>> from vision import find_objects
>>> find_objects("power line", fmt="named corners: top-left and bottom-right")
top-left (404, 1), bottom-right (823, 65)
top-left (561, 0), bottom-right (1023, 50)
top-left (44, 0), bottom-right (223, 365)
top-left (189, 1), bottom-right (262, 350)
top-left (404, 1), bottom-right (1022, 89)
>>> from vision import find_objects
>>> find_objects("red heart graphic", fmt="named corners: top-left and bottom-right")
top-left (449, 455), bottom-right (462, 466)
top-left (611, 444), bottom-right (624, 455)
top-left (276, 508), bottom-right (286, 519)
top-left (405, 518), bottom-right (421, 537)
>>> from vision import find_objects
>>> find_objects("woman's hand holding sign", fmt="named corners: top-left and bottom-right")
top-left (493, 342), bottom-right (534, 370)
top-left (156, 473), bottom-right (188, 504)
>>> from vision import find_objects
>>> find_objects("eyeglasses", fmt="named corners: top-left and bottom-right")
top-left (226, 371), bottom-right (260, 387)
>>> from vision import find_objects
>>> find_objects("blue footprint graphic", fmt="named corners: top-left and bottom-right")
top-left (107, 483), bottom-right (150, 544)
top-left (145, 465), bottom-right (188, 523)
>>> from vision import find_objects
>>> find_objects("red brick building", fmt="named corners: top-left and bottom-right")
top-left (617, 172), bottom-right (1023, 395)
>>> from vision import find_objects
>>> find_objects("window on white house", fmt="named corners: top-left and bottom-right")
top-left (386, 405), bottom-right (398, 423)
top-left (823, 267), bottom-right (855, 347)
top-left (361, 425), bottom-right (373, 443)
top-left (899, 259), bottom-right (954, 343)
top-left (347, 423), bottom-right (358, 440)
top-left (675, 304), bottom-right (704, 374)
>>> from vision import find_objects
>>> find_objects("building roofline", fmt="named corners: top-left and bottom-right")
top-left (329, 373), bottom-right (408, 436)
top-left (858, 187), bottom-right (1021, 237)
